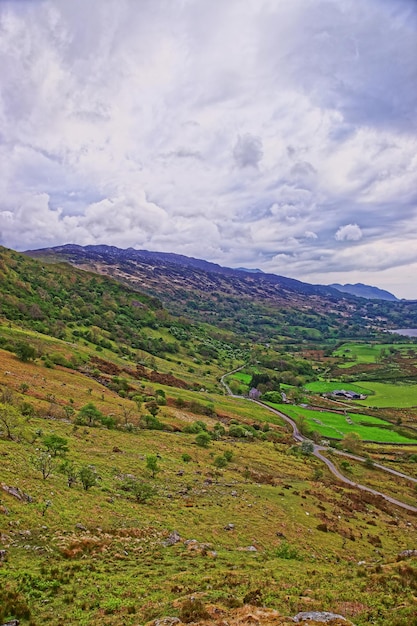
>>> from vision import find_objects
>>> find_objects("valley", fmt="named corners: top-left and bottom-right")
top-left (0, 245), bottom-right (417, 626)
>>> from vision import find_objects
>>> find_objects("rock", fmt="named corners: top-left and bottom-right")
top-left (149, 618), bottom-right (180, 626)
top-left (237, 545), bottom-right (257, 552)
top-left (163, 531), bottom-right (181, 546)
top-left (1, 620), bottom-right (20, 626)
top-left (75, 523), bottom-right (87, 531)
top-left (231, 490), bottom-right (238, 496)
top-left (224, 523), bottom-right (235, 531)
top-left (293, 611), bottom-right (352, 623)
top-left (112, 446), bottom-right (122, 453)
top-left (398, 549), bottom-right (417, 559)
top-left (1, 484), bottom-right (32, 502)
top-left (0, 549), bottom-right (7, 561)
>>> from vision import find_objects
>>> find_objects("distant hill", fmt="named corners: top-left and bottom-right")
top-left (23, 244), bottom-right (417, 342)
top-left (329, 282), bottom-right (399, 301)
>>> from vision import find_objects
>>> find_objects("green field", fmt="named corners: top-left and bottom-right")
top-left (333, 342), bottom-right (417, 368)
top-left (355, 381), bottom-right (417, 408)
top-left (305, 381), bottom-right (372, 395)
top-left (231, 372), bottom-right (252, 384)
top-left (267, 403), bottom-right (417, 443)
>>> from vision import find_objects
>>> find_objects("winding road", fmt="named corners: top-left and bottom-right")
top-left (220, 370), bottom-right (417, 514)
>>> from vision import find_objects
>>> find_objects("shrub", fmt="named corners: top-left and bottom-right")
top-left (195, 432), bottom-right (211, 448)
top-left (79, 465), bottom-right (98, 491)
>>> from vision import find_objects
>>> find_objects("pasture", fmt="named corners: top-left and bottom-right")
top-left (267, 403), bottom-right (417, 443)
top-left (355, 380), bottom-right (417, 408)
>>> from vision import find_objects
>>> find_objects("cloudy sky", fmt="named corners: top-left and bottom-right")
top-left (0, 0), bottom-right (416, 298)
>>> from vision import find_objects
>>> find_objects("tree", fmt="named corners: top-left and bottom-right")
top-left (146, 454), bottom-right (160, 478)
top-left (79, 465), bottom-right (98, 491)
top-left (32, 451), bottom-right (56, 479)
top-left (145, 400), bottom-right (160, 417)
top-left (60, 460), bottom-right (78, 487)
top-left (122, 477), bottom-right (155, 503)
top-left (15, 342), bottom-right (36, 362)
top-left (301, 439), bottom-right (314, 455)
top-left (76, 402), bottom-right (104, 427)
top-left (42, 434), bottom-right (68, 457)
top-left (0, 403), bottom-right (21, 440)
top-left (341, 432), bottom-right (362, 455)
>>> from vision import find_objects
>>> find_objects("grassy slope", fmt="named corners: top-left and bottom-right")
top-left (0, 342), bottom-right (416, 626)
top-left (1, 250), bottom-right (417, 625)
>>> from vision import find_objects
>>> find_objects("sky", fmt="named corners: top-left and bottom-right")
top-left (0, 0), bottom-right (416, 298)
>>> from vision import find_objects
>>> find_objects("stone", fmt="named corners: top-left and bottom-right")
top-left (75, 523), bottom-right (87, 531)
top-left (224, 523), bottom-right (235, 531)
top-left (1, 620), bottom-right (20, 626)
top-left (0, 549), bottom-right (7, 561)
top-left (293, 611), bottom-right (351, 623)
top-left (151, 618), bottom-right (180, 626)
top-left (398, 549), bottom-right (417, 559)
top-left (1, 484), bottom-right (32, 502)
top-left (163, 531), bottom-right (181, 546)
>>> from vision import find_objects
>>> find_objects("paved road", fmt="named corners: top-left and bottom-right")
top-left (220, 372), bottom-right (417, 514)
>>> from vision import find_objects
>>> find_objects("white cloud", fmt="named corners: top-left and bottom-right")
top-left (335, 224), bottom-right (363, 242)
top-left (0, 0), bottom-right (416, 297)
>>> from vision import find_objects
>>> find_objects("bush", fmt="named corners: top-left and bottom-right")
top-left (195, 432), bottom-right (211, 448)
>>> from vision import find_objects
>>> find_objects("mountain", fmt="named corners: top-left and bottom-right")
top-left (330, 282), bottom-right (399, 301)
top-left (25, 244), bottom-right (417, 342)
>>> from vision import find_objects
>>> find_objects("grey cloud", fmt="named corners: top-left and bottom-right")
top-left (233, 134), bottom-right (263, 169)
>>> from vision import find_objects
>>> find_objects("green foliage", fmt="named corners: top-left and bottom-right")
top-left (121, 477), bottom-right (155, 503)
top-left (195, 431), bottom-right (211, 447)
top-left (76, 402), bottom-right (104, 427)
top-left (273, 542), bottom-right (301, 560)
top-left (181, 453), bottom-right (192, 463)
top-left (213, 455), bottom-right (228, 469)
top-left (31, 451), bottom-right (56, 479)
top-left (79, 465), bottom-right (98, 491)
top-left (142, 414), bottom-right (165, 430)
top-left (59, 459), bottom-right (78, 487)
top-left (42, 434), bottom-right (69, 457)
top-left (15, 341), bottom-right (37, 362)
top-left (341, 431), bottom-right (362, 454)
top-left (0, 402), bottom-right (22, 440)
top-left (146, 454), bottom-right (160, 478)
top-left (262, 391), bottom-right (283, 403)
top-left (301, 440), bottom-right (314, 455)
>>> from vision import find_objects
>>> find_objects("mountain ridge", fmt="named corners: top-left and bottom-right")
top-left (330, 282), bottom-right (399, 301)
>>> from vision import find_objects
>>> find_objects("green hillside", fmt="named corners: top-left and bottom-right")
top-left (1, 247), bottom-right (417, 626)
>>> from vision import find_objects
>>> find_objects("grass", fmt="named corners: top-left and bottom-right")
top-left (1, 330), bottom-right (417, 625)
top-left (305, 381), bottom-right (372, 395)
top-left (354, 381), bottom-right (417, 408)
top-left (266, 403), bottom-right (417, 443)
top-left (333, 342), bottom-right (417, 368)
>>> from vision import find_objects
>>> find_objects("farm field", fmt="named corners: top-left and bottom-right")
top-left (354, 381), bottom-right (417, 408)
top-left (333, 342), bottom-right (417, 368)
top-left (305, 381), bottom-right (372, 395)
top-left (266, 403), bottom-right (417, 443)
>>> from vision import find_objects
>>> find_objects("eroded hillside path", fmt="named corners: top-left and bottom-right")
top-left (220, 370), bottom-right (417, 514)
